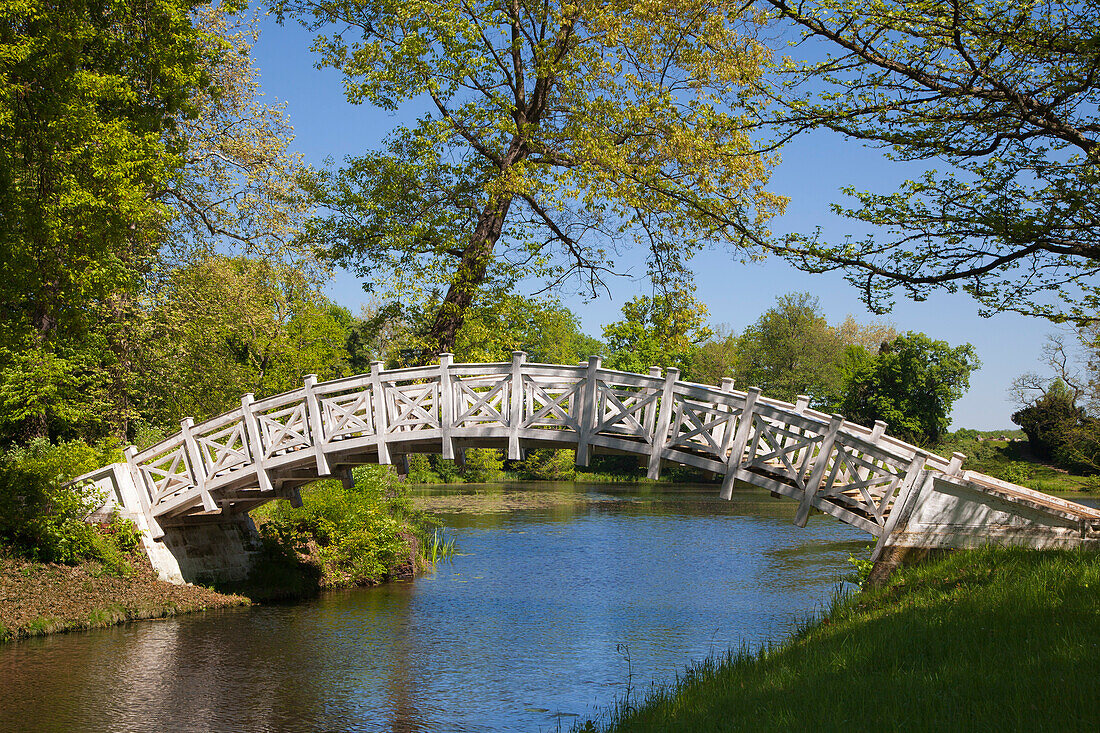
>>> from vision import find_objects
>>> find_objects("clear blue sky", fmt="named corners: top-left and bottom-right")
top-left (248, 13), bottom-right (1061, 431)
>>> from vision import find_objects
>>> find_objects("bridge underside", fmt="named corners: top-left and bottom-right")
top-left (75, 356), bottom-right (1100, 584)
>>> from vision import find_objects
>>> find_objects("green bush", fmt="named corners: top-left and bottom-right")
top-left (463, 448), bottom-right (504, 483)
top-left (405, 453), bottom-right (441, 483)
top-left (0, 438), bottom-right (129, 568)
top-left (520, 449), bottom-right (576, 480)
top-left (254, 465), bottom-right (437, 588)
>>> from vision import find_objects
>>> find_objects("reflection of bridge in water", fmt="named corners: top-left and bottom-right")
top-left (77, 354), bottom-right (1100, 583)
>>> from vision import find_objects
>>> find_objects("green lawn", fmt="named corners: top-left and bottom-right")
top-left (592, 547), bottom-right (1100, 732)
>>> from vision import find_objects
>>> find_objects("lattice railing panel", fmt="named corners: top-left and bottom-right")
top-left (522, 377), bottom-right (584, 431)
top-left (321, 389), bottom-right (375, 441)
top-left (592, 381), bottom-right (659, 440)
top-left (141, 445), bottom-right (194, 504)
top-left (386, 381), bottom-right (442, 433)
top-left (745, 414), bottom-right (825, 491)
top-left (453, 375), bottom-right (511, 428)
top-left (257, 403), bottom-right (311, 458)
top-left (818, 445), bottom-right (909, 528)
top-left (668, 397), bottom-right (739, 457)
top-left (196, 422), bottom-right (250, 477)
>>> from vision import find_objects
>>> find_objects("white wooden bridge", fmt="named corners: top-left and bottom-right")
top-left (78, 354), bottom-right (1100, 583)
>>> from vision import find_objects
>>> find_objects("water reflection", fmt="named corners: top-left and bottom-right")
top-left (3, 483), bottom-right (875, 732)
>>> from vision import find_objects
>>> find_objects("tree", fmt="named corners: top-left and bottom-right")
top-left (603, 288), bottom-right (711, 378)
top-left (279, 0), bottom-right (785, 360)
top-left (691, 325), bottom-right (740, 387)
top-left (839, 333), bottom-right (980, 446)
top-left (0, 0), bottom-right (210, 439)
top-left (756, 0), bottom-right (1100, 324)
top-left (135, 255), bottom-right (351, 430)
top-left (734, 293), bottom-right (844, 405)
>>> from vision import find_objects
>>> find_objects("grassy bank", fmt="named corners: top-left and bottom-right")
top-left (0, 551), bottom-right (248, 643)
top-left (590, 547), bottom-right (1100, 732)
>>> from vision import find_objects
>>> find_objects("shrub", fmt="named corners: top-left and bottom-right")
top-left (520, 449), bottom-right (576, 480)
top-left (463, 448), bottom-right (504, 483)
top-left (0, 438), bottom-right (126, 565)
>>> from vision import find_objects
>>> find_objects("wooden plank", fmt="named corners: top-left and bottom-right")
top-left (370, 361), bottom-right (392, 465)
top-left (647, 368), bottom-right (679, 480)
top-left (720, 387), bottom-right (759, 500)
top-left (303, 374), bottom-right (332, 477)
top-left (575, 355), bottom-right (602, 467)
top-left (508, 351), bottom-right (526, 460)
top-left (439, 353), bottom-right (455, 460)
top-left (794, 414), bottom-right (843, 527)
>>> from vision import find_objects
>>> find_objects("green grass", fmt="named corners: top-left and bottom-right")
top-left (934, 431), bottom-right (1095, 493)
top-left (590, 547), bottom-right (1100, 733)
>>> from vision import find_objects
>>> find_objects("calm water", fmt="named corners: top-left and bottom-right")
top-left (0, 483), bottom-right (871, 732)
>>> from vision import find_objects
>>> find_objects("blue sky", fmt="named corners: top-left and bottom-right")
top-left (248, 13), bottom-right (1063, 431)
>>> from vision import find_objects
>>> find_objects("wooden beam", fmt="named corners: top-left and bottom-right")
top-left (439, 353), bottom-right (455, 460)
top-left (508, 351), bottom-right (526, 460)
top-left (370, 361), bottom-right (392, 464)
top-left (575, 355), bottom-right (602, 467)
top-left (179, 417), bottom-right (217, 512)
top-left (240, 393), bottom-right (275, 494)
top-left (303, 374), bottom-right (332, 477)
top-left (872, 452), bottom-right (929, 561)
top-left (647, 368), bottom-right (679, 480)
top-left (721, 387), bottom-right (760, 500)
top-left (124, 445), bottom-right (164, 540)
top-left (794, 414), bottom-right (844, 527)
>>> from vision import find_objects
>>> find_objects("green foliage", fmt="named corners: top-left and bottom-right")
top-left (285, 0), bottom-right (783, 356)
top-left (253, 466), bottom-right (433, 588)
top-left (136, 255), bottom-right (352, 426)
top-left (839, 332), bottom-right (980, 446)
top-left (604, 289), bottom-right (712, 379)
top-left (462, 449), bottom-right (504, 483)
top-left (734, 292), bottom-right (845, 405)
top-left (0, 438), bottom-right (136, 574)
top-left (520, 450), bottom-right (577, 481)
top-left (0, 0), bottom-right (210, 440)
top-left (761, 0), bottom-right (1100, 323)
top-left (1012, 380), bottom-right (1100, 475)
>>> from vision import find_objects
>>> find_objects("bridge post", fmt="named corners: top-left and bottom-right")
top-left (720, 387), bottom-right (759, 500)
top-left (370, 361), bottom-right (392, 464)
top-left (241, 393), bottom-right (275, 494)
top-left (438, 353), bottom-right (456, 460)
top-left (872, 451), bottom-right (930, 561)
top-left (794, 414), bottom-right (844, 527)
top-left (576, 355), bottom-right (602, 467)
top-left (647, 368), bottom-right (679, 480)
top-left (508, 351), bottom-right (526, 460)
top-left (303, 374), bottom-right (332, 477)
top-left (123, 445), bottom-right (164, 540)
top-left (179, 417), bottom-right (217, 512)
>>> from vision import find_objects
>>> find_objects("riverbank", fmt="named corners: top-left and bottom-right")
top-left (0, 552), bottom-right (249, 643)
top-left (591, 546), bottom-right (1100, 732)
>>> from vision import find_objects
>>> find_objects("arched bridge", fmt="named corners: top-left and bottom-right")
top-left (79, 354), bottom-right (1100, 583)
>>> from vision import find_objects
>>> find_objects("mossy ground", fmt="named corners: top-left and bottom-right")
top-left (0, 551), bottom-right (248, 643)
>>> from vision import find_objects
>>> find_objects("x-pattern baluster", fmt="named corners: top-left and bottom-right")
top-left (454, 377), bottom-right (509, 425)
top-left (593, 383), bottom-right (657, 437)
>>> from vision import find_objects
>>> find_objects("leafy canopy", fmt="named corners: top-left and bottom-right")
top-left (758, 0), bottom-right (1100, 323)
top-left (280, 0), bottom-right (785, 356)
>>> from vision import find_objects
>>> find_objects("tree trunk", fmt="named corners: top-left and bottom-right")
top-left (418, 191), bottom-right (514, 364)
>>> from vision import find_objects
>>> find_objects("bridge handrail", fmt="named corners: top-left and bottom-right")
top-left (112, 354), bottom-right (1081, 544)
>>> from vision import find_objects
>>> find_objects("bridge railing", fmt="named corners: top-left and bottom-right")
top-left (113, 354), bottom-right (998, 540)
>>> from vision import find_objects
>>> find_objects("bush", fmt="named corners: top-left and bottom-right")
top-left (462, 448), bottom-right (504, 483)
top-left (253, 465), bottom-right (436, 588)
top-left (520, 449), bottom-right (576, 480)
top-left (0, 438), bottom-right (128, 567)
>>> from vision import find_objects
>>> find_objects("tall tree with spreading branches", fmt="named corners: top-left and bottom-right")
top-left (755, 0), bottom-right (1100, 324)
top-left (277, 0), bottom-right (785, 360)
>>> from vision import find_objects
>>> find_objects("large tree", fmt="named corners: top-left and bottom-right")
top-left (0, 0), bottom-right (210, 440)
top-left (280, 0), bottom-right (785, 360)
top-left (603, 288), bottom-right (711, 378)
top-left (756, 0), bottom-right (1100, 324)
top-left (840, 332), bottom-right (980, 446)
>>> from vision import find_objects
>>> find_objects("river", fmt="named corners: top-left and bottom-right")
top-left (1, 482), bottom-right (874, 732)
